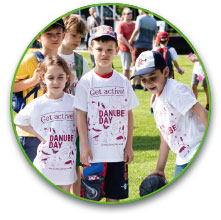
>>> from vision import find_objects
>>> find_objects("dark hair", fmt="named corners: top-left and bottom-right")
top-left (92, 35), bottom-right (118, 47)
top-left (39, 55), bottom-right (71, 93)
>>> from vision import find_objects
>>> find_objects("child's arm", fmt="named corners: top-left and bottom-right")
top-left (76, 109), bottom-right (93, 166)
top-left (13, 65), bottom-right (41, 92)
top-left (16, 125), bottom-right (46, 143)
top-left (173, 60), bottom-right (184, 75)
top-left (124, 110), bottom-right (134, 165)
top-left (190, 102), bottom-right (208, 126)
top-left (148, 134), bottom-right (170, 179)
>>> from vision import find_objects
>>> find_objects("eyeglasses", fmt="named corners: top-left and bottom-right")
top-left (124, 12), bottom-right (132, 15)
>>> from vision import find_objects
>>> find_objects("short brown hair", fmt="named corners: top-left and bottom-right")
top-left (39, 55), bottom-right (71, 93)
top-left (63, 14), bottom-right (87, 35)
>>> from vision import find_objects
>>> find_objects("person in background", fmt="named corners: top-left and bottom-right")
top-left (117, 7), bottom-right (135, 79)
top-left (86, 7), bottom-right (101, 67)
top-left (129, 10), bottom-right (157, 90)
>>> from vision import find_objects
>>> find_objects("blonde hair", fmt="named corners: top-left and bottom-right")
top-left (63, 14), bottom-right (87, 35)
top-left (39, 55), bottom-right (71, 94)
top-left (120, 7), bottom-right (132, 21)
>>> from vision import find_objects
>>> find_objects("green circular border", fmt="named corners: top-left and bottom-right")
top-left (10, 2), bottom-right (211, 205)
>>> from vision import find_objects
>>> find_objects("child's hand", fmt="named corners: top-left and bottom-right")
top-left (124, 147), bottom-right (134, 165)
top-left (32, 64), bottom-right (41, 83)
top-left (80, 145), bottom-right (93, 166)
top-left (147, 169), bottom-right (166, 180)
top-left (177, 67), bottom-right (184, 75)
top-left (37, 134), bottom-right (46, 144)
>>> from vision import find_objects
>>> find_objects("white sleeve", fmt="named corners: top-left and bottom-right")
top-left (169, 47), bottom-right (178, 61)
top-left (82, 58), bottom-right (90, 75)
top-left (126, 79), bottom-right (139, 110)
top-left (14, 101), bottom-right (35, 126)
top-left (168, 82), bottom-right (197, 115)
top-left (73, 79), bottom-right (89, 112)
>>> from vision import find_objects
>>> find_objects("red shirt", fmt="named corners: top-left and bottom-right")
top-left (117, 22), bottom-right (135, 52)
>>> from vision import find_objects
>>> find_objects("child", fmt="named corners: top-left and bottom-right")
top-left (188, 53), bottom-right (209, 110)
top-left (130, 51), bottom-right (208, 179)
top-left (58, 14), bottom-right (90, 94)
top-left (74, 25), bottom-right (139, 202)
top-left (149, 31), bottom-right (184, 114)
top-left (154, 31), bottom-right (184, 78)
top-left (13, 19), bottom-right (65, 162)
top-left (14, 55), bottom-right (77, 192)
top-left (58, 14), bottom-right (90, 196)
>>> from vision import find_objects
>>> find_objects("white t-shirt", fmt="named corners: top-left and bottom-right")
top-left (193, 61), bottom-right (204, 76)
top-left (153, 46), bottom-right (178, 61)
top-left (74, 70), bottom-right (139, 163)
top-left (152, 79), bottom-right (205, 165)
top-left (58, 52), bottom-right (90, 94)
top-left (14, 93), bottom-right (77, 185)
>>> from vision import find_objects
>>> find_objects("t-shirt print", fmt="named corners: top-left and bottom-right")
top-left (37, 110), bottom-right (76, 171)
top-left (88, 86), bottom-right (128, 148)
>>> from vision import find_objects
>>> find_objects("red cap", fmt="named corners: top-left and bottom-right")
top-left (157, 31), bottom-right (169, 42)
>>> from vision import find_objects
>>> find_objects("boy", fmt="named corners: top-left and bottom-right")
top-left (130, 51), bottom-right (208, 179)
top-left (149, 31), bottom-right (184, 114)
top-left (154, 31), bottom-right (184, 78)
top-left (58, 14), bottom-right (90, 94)
top-left (13, 19), bottom-right (65, 162)
top-left (58, 14), bottom-right (90, 196)
top-left (74, 25), bottom-right (139, 202)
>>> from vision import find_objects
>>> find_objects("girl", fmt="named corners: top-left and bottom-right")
top-left (14, 55), bottom-right (77, 192)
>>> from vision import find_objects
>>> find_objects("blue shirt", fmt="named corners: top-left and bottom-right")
top-left (134, 15), bottom-right (157, 49)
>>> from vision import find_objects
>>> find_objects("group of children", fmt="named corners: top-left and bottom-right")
top-left (13, 13), bottom-right (208, 202)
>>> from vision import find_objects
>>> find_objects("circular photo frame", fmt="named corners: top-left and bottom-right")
top-left (10, 3), bottom-right (211, 204)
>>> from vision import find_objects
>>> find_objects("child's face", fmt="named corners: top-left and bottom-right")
top-left (140, 67), bottom-right (169, 95)
top-left (90, 40), bottom-right (118, 69)
top-left (43, 65), bottom-right (69, 99)
top-left (62, 29), bottom-right (82, 50)
top-left (38, 27), bottom-right (65, 51)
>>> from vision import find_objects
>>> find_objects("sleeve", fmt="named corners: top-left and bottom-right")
top-left (73, 78), bottom-right (89, 112)
top-left (167, 82), bottom-right (197, 115)
top-left (14, 100), bottom-right (35, 126)
top-left (126, 79), bottom-right (139, 110)
top-left (82, 58), bottom-right (90, 75)
top-left (15, 54), bottom-right (37, 82)
top-left (169, 47), bottom-right (178, 61)
top-left (135, 15), bottom-right (142, 28)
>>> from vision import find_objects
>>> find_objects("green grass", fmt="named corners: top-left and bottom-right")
top-left (13, 49), bottom-right (208, 202)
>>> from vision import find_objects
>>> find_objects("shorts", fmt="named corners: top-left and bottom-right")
top-left (19, 136), bottom-right (40, 162)
top-left (119, 51), bottom-right (132, 70)
top-left (81, 162), bottom-right (128, 201)
top-left (173, 163), bottom-right (189, 178)
top-left (191, 74), bottom-right (207, 87)
top-left (75, 136), bottom-right (82, 166)
top-left (131, 47), bottom-right (151, 66)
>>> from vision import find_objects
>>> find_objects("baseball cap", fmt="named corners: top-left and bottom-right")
top-left (92, 25), bottom-right (117, 42)
top-left (130, 51), bottom-right (167, 79)
top-left (53, 19), bottom-right (65, 29)
top-left (157, 31), bottom-right (169, 42)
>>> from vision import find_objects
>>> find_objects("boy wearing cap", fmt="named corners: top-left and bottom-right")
top-left (131, 51), bottom-right (208, 178)
top-left (149, 31), bottom-right (184, 114)
top-left (74, 25), bottom-right (139, 202)
top-left (13, 19), bottom-right (65, 162)
top-left (154, 31), bottom-right (184, 78)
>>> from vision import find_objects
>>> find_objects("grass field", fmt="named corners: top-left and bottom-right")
top-left (13, 49), bottom-right (208, 202)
